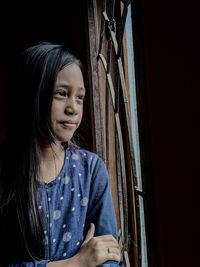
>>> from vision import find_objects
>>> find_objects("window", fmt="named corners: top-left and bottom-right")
top-left (85, 0), bottom-right (148, 266)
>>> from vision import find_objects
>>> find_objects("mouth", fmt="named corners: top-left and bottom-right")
top-left (60, 120), bottom-right (77, 129)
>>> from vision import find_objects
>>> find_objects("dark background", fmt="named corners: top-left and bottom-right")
top-left (0, 0), bottom-right (91, 149)
top-left (133, 0), bottom-right (199, 266)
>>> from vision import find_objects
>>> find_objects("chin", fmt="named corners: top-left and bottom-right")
top-left (54, 130), bottom-right (77, 143)
top-left (58, 135), bottom-right (74, 143)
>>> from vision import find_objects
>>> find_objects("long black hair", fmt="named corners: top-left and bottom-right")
top-left (0, 42), bottom-right (82, 260)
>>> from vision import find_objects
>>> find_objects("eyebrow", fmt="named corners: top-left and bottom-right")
top-left (55, 84), bottom-right (86, 93)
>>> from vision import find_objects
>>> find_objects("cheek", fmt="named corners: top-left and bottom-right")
top-left (51, 103), bottom-right (60, 126)
top-left (79, 107), bottom-right (83, 121)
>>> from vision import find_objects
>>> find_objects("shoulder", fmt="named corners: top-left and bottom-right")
top-left (67, 147), bottom-right (102, 162)
top-left (66, 147), bottom-right (108, 175)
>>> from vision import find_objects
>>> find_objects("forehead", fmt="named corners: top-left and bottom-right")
top-left (56, 64), bottom-right (84, 88)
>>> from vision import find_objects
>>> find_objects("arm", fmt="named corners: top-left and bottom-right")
top-left (48, 223), bottom-right (120, 267)
top-left (84, 157), bottom-right (124, 267)
top-left (6, 157), bottom-right (123, 267)
top-left (49, 156), bottom-right (123, 267)
top-left (7, 223), bottom-right (120, 267)
top-left (47, 154), bottom-right (122, 267)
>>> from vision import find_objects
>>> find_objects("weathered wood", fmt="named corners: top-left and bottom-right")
top-left (86, 0), bottom-right (106, 160)
top-left (87, 1), bottom-right (140, 266)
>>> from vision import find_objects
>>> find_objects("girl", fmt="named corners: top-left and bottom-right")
top-left (0, 42), bottom-right (123, 267)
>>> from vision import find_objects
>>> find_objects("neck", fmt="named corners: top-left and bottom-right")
top-left (41, 141), bottom-right (65, 161)
top-left (39, 141), bottom-right (66, 183)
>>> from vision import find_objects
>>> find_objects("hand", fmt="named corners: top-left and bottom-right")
top-left (74, 223), bottom-right (121, 267)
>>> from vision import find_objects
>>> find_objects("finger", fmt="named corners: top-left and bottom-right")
top-left (93, 234), bottom-right (119, 243)
top-left (82, 223), bottom-right (95, 245)
top-left (93, 236), bottom-right (120, 249)
top-left (106, 247), bottom-right (121, 257)
top-left (105, 248), bottom-right (121, 263)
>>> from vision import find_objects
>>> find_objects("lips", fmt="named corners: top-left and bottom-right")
top-left (60, 120), bottom-right (77, 129)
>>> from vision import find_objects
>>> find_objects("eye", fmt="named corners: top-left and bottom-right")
top-left (76, 95), bottom-right (85, 103)
top-left (54, 89), bottom-right (67, 97)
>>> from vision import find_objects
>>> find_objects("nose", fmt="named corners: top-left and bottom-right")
top-left (64, 97), bottom-right (78, 115)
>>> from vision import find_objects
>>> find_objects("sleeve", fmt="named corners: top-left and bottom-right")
top-left (86, 156), bottom-right (124, 267)
top-left (7, 261), bottom-right (49, 267)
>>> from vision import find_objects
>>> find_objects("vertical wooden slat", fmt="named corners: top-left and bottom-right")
top-left (86, 0), bottom-right (106, 160)
top-left (86, 0), bottom-right (120, 230)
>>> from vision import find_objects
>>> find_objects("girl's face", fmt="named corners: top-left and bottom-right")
top-left (51, 63), bottom-right (85, 142)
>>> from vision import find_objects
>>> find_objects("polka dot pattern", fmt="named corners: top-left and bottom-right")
top-left (80, 197), bottom-right (88, 207)
top-left (72, 154), bottom-right (79, 160)
top-left (36, 149), bottom-right (119, 265)
top-left (63, 232), bottom-right (72, 242)
top-left (64, 175), bottom-right (70, 185)
top-left (53, 210), bottom-right (61, 220)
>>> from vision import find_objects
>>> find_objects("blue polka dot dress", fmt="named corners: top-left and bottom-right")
top-left (8, 148), bottom-right (124, 267)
